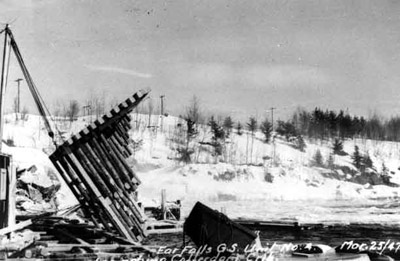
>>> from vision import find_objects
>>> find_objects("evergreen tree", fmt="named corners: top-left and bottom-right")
top-left (208, 116), bottom-right (225, 156)
top-left (276, 120), bottom-right (297, 141)
top-left (382, 162), bottom-right (388, 175)
top-left (260, 118), bottom-right (272, 143)
top-left (296, 135), bottom-right (306, 152)
top-left (327, 153), bottom-right (335, 169)
top-left (177, 117), bottom-right (198, 164)
top-left (236, 122), bottom-right (243, 135)
top-left (352, 145), bottom-right (362, 170)
top-left (332, 138), bottom-right (345, 155)
top-left (186, 118), bottom-right (197, 140)
top-left (313, 149), bottom-right (323, 167)
top-left (223, 116), bottom-right (234, 137)
top-left (363, 153), bottom-right (373, 169)
top-left (328, 110), bottom-right (337, 137)
top-left (247, 117), bottom-right (258, 134)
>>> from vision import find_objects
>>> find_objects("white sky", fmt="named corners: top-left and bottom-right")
top-left (1, 0), bottom-right (400, 121)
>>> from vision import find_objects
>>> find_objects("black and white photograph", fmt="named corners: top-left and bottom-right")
top-left (0, 0), bottom-right (399, 260)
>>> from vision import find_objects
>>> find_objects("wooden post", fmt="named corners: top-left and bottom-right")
top-left (105, 135), bottom-right (140, 186)
top-left (114, 123), bottom-right (129, 143)
top-left (78, 141), bottom-right (144, 233)
top-left (0, 25), bottom-right (10, 152)
top-left (0, 155), bottom-right (12, 229)
top-left (55, 153), bottom-right (110, 230)
top-left (161, 189), bottom-right (166, 220)
top-left (98, 133), bottom-right (138, 188)
top-left (87, 137), bottom-right (129, 191)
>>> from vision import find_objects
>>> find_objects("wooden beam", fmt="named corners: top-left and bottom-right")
top-left (0, 219), bottom-right (32, 235)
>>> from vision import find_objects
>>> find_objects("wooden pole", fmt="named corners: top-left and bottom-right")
top-left (78, 141), bottom-right (143, 229)
top-left (70, 138), bottom-right (145, 237)
top-left (161, 189), bottom-right (166, 220)
top-left (54, 154), bottom-right (109, 230)
top-left (102, 134), bottom-right (141, 186)
top-left (98, 133), bottom-right (138, 189)
top-left (0, 25), bottom-right (10, 152)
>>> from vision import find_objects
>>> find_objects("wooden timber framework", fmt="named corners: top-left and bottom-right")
top-left (49, 89), bottom-right (150, 243)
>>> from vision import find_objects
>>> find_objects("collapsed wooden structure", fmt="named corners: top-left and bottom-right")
top-left (49, 89), bottom-right (150, 243)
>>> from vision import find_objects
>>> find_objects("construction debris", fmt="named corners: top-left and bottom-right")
top-left (0, 216), bottom-right (155, 260)
top-left (49, 89), bottom-right (150, 243)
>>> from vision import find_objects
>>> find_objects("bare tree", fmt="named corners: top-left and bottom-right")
top-left (53, 102), bottom-right (61, 118)
top-left (174, 96), bottom-right (203, 164)
top-left (67, 100), bottom-right (80, 123)
top-left (247, 117), bottom-right (257, 164)
top-left (186, 95), bottom-right (202, 125)
top-left (89, 91), bottom-right (106, 120)
top-left (21, 106), bottom-right (29, 121)
top-left (147, 98), bottom-right (154, 127)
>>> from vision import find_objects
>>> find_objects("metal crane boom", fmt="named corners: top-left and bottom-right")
top-left (4, 26), bottom-right (56, 144)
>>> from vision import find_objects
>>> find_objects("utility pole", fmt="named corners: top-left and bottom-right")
top-left (269, 107), bottom-right (276, 131)
top-left (15, 78), bottom-right (23, 115)
top-left (160, 95), bottom-right (165, 132)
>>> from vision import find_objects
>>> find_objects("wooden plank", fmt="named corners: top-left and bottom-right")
top-left (77, 143), bottom-right (143, 235)
top-left (88, 127), bottom-right (132, 191)
top-left (55, 229), bottom-right (91, 245)
top-left (125, 97), bottom-right (134, 107)
top-left (62, 151), bottom-right (118, 232)
top-left (63, 150), bottom-right (102, 198)
top-left (101, 197), bottom-right (137, 241)
top-left (81, 142), bottom-right (144, 229)
top-left (114, 123), bottom-right (130, 143)
top-left (87, 137), bottom-right (129, 191)
top-left (50, 158), bottom-right (96, 223)
top-left (80, 142), bottom-right (122, 190)
top-left (112, 131), bottom-right (132, 156)
top-left (108, 133), bottom-right (128, 158)
top-left (67, 143), bottom-right (142, 240)
top-left (105, 136), bottom-right (141, 185)
top-left (0, 219), bottom-right (32, 235)
top-left (93, 135), bottom-right (145, 225)
top-left (118, 101), bottom-right (128, 111)
top-left (55, 156), bottom-right (107, 230)
top-left (72, 145), bottom-right (111, 198)
top-left (92, 137), bottom-right (144, 226)
top-left (98, 133), bottom-right (137, 189)
top-left (119, 117), bottom-right (131, 132)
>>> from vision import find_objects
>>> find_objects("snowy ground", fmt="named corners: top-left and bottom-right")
top-left (3, 112), bottom-right (400, 225)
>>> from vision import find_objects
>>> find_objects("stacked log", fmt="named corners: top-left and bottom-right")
top-left (49, 89), bottom-right (150, 242)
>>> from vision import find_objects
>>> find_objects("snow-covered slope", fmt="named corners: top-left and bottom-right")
top-left (3, 113), bottom-right (400, 224)
top-left (129, 114), bottom-right (400, 224)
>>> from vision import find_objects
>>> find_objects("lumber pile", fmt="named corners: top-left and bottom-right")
top-left (49, 89), bottom-right (150, 243)
top-left (1, 216), bottom-right (155, 260)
